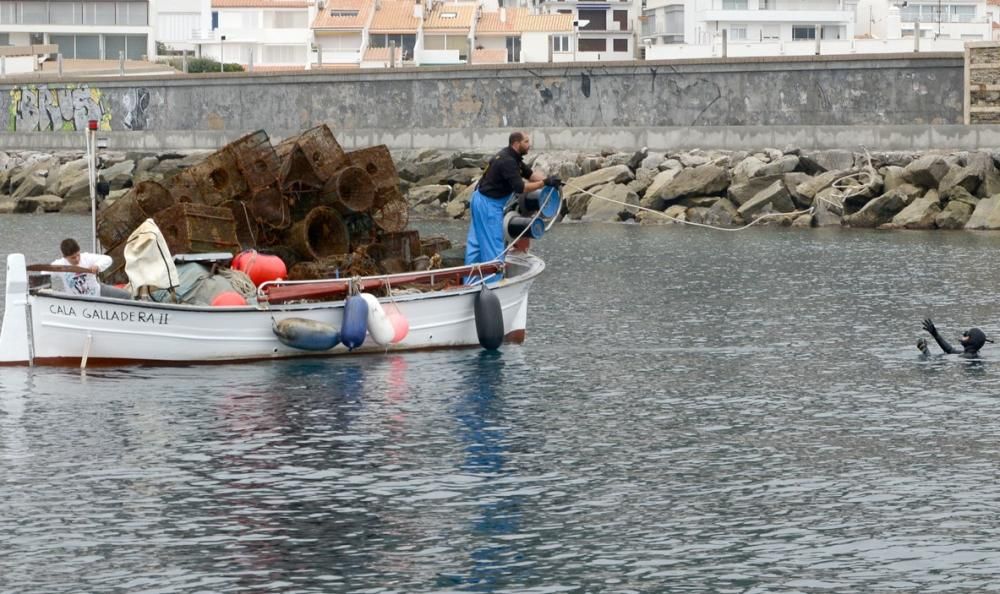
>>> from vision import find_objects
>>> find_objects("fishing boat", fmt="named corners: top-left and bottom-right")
top-left (0, 252), bottom-right (544, 367)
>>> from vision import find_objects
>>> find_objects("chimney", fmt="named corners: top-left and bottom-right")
top-left (413, 2), bottom-right (422, 18)
top-left (500, 6), bottom-right (506, 22)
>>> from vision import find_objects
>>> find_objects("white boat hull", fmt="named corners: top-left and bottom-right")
top-left (0, 253), bottom-right (544, 366)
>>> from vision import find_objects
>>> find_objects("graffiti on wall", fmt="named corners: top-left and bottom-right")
top-left (7, 85), bottom-right (112, 132)
top-left (122, 87), bottom-right (150, 131)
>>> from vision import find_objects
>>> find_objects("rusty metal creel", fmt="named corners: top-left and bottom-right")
top-left (188, 148), bottom-right (249, 206)
top-left (323, 165), bottom-right (375, 213)
top-left (226, 130), bottom-right (281, 192)
top-left (97, 180), bottom-right (175, 249)
top-left (276, 124), bottom-right (349, 187)
top-left (371, 190), bottom-right (409, 233)
top-left (222, 199), bottom-right (261, 250)
top-left (247, 183), bottom-right (291, 230)
top-left (285, 206), bottom-right (350, 261)
top-left (276, 143), bottom-right (324, 192)
top-left (347, 145), bottom-right (398, 193)
top-left (152, 202), bottom-right (241, 256)
top-left (168, 169), bottom-right (203, 204)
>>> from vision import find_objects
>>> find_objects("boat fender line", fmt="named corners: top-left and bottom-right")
top-left (382, 278), bottom-right (410, 344)
top-left (359, 293), bottom-right (394, 346)
top-left (273, 318), bottom-right (341, 351)
top-left (474, 283), bottom-right (504, 351)
top-left (341, 295), bottom-right (368, 350)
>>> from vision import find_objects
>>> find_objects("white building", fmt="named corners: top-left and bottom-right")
top-left (156, 0), bottom-right (210, 52)
top-left (474, 7), bottom-right (574, 63)
top-left (0, 0), bottom-right (156, 60)
top-left (199, 0), bottom-right (313, 68)
top-left (539, 0), bottom-right (635, 61)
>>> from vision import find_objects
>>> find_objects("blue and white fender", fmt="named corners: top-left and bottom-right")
top-left (273, 318), bottom-right (340, 351)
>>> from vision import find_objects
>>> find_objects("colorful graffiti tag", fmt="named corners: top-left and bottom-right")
top-left (7, 85), bottom-right (112, 132)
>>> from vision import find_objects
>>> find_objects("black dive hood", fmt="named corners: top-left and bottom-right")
top-left (963, 328), bottom-right (991, 352)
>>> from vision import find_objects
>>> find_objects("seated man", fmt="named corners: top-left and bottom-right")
top-left (920, 318), bottom-right (991, 358)
top-left (51, 238), bottom-right (130, 299)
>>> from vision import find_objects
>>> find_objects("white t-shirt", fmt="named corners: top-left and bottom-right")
top-left (51, 252), bottom-right (113, 296)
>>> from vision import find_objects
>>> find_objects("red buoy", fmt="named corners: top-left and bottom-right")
top-left (211, 291), bottom-right (248, 307)
top-left (237, 252), bottom-right (286, 287)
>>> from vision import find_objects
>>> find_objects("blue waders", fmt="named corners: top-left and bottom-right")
top-left (464, 188), bottom-right (511, 284)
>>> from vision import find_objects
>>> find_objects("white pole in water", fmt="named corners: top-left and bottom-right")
top-left (87, 119), bottom-right (98, 253)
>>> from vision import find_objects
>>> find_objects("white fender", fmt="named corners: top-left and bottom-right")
top-left (0, 254), bottom-right (32, 364)
top-left (360, 293), bottom-right (395, 346)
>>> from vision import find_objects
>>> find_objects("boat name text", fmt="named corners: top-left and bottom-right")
top-left (49, 304), bottom-right (170, 325)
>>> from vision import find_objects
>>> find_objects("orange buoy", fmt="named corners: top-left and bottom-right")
top-left (240, 252), bottom-right (287, 287)
top-left (212, 291), bottom-right (248, 307)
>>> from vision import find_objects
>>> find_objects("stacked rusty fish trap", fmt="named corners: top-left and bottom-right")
top-left (96, 125), bottom-right (451, 285)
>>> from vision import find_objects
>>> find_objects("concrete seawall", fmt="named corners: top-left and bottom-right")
top-left (2, 53), bottom-right (994, 152)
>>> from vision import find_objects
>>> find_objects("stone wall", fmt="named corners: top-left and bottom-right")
top-left (0, 53), bottom-right (968, 152)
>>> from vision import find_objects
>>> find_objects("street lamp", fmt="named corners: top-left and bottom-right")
top-left (220, 34), bottom-right (226, 72)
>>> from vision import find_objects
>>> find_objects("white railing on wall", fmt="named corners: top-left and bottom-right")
top-left (645, 37), bottom-right (968, 60)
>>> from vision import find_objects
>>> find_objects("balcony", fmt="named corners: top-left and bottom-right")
top-left (207, 27), bottom-right (311, 44)
top-left (700, 9), bottom-right (852, 23)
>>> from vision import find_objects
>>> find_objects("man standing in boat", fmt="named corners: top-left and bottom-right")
top-left (465, 132), bottom-right (562, 279)
top-left (51, 238), bottom-right (130, 299)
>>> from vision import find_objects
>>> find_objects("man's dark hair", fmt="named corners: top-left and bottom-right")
top-left (60, 238), bottom-right (80, 257)
top-left (508, 131), bottom-right (525, 146)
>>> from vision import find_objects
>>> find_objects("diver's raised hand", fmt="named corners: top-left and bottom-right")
top-left (922, 318), bottom-right (939, 337)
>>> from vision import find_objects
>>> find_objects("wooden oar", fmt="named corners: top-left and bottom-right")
top-left (26, 264), bottom-right (95, 274)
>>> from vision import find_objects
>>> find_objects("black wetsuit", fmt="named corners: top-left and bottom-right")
top-left (922, 319), bottom-right (988, 358)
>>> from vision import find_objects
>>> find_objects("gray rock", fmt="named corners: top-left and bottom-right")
top-left (904, 155), bottom-right (949, 188)
top-left (727, 174), bottom-right (783, 206)
top-left (46, 158), bottom-right (88, 195)
top-left (399, 151), bottom-right (457, 182)
top-left (12, 171), bottom-right (48, 201)
top-left (564, 165), bottom-right (634, 205)
top-left (453, 152), bottom-right (491, 169)
top-left (406, 184), bottom-right (451, 206)
top-left (881, 166), bottom-right (907, 191)
top-left (679, 196), bottom-right (719, 208)
top-left (843, 188), bottom-right (908, 228)
top-left (795, 170), bottom-right (846, 201)
top-left (812, 187), bottom-right (844, 227)
top-left (444, 197), bottom-right (467, 219)
top-left (702, 198), bottom-right (744, 228)
top-left (731, 156), bottom-right (766, 184)
top-left (640, 169), bottom-right (679, 207)
top-left (135, 156), bottom-right (159, 174)
top-left (783, 172), bottom-right (812, 208)
top-left (582, 183), bottom-right (638, 222)
top-left (580, 156), bottom-right (604, 174)
top-left (100, 160), bottom-right (135, 191)
top-left (13, 193), bottom-right (62, 213)
top-left (889, 190), bottom-right (941, 229)
top-left (627, 168), bottom-right (656, 196)
top-left (653, 164), bottom-right (730, 203)
top-left (755, 155), bottom-right (799, 177)
top-left (736, 180), bottom-right (795, 219)
top-left (602, 152), bottom-right (634, 169)
top-left (965, 196), bottom-right (1000, 229)
top-left (804, 149), bottom-right (856, 172)
top-left (936, 198), bottom-right (976, 229)
top-left (640, 152), bottom-right (666, 170)
top-left (791, 213), bottom-right (813, 227)
top-left (679, 152), bottom-right (709, 168)
top-left (658, 158), bottom-right (683, 172)
top-left (0, 199), bottom-right (13, 214)
top-left (685, 206), bottom-right (712, 225)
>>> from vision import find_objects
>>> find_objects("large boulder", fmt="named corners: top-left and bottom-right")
top-left (399, 151), bottom-right (457, 182)
top-left (843, 188), bottom-right (908, 228)
top-left (795, 170), bottom-right (846, 201)
top-left (702, 198), bottom-right (744, 228)
top-left (736, 180), bottom-right (795, 219)
top-left (888, 190), bottom-right (940, 229)
top-left (783, 172), bottom-right (813, 208)
top-left (756, 155), bottom-right (799, 177)
top-left (627, 167), bottom-right (657, 197)
top-left (812, 187), bottom-right (844, 227)
top-left (406, 184), bottom-right (451, 207)
top-left (903, 155), bottom-right (949, 188)
top-left (653, 164), bottom-right (730, 203)
top-left (640, 152), bottom-right (666, 170)
top-left (639, 169), bottom-right (679, 207)
top-left (727, 174), bottom-right (783, 206)
top-left (582, 183), bottom-right (639, 222)
top-left (881, 166), bottom-right (907, 191)
top-left (802, 149), bottom-right (855, 172)
top-left (964, 195), bottom-right (1000, 229)
top-left (936, 196), bottom-right (976, 229)
top-left (731, 156), bottom-right (766, 184)
top-left (46, 157), bottom-right (89, 195)
top-left (678, 151), bottom-right (710, 168)
top-left (564, 165), bottom-right (634, 201)
top-left (13, 194), bottom-right (63, 213)
top-left (100, 159), bottom-right (135, 191)
top-left (11, 170), bottom-right (48, 201)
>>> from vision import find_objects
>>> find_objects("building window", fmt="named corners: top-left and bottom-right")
top-left (369, 33), bottom-right (415, 60)
top-left (722, 0), bottom-right (747, 9)
top-left (505, 35), bottom-right (520, 62)
top-left (761, 24), bottom-right (779, 40)
top-left (51, 3), bottom-right (82, 25)
top-left (0, 33), bottom-right (8, 45)
top-left (729, 25), bottom-right (747, 40)
top-left (552, 34), bottom-right (569, 52)
top-left (578, 9), bottom-right (606, 31)
top-left (116, 2), bottom-right (147, 25)
top-left (640, 12), bottom-right (655, 37)
top-left (792, 26), bottom-right (816, 40)
top-left (578, 38), bottom-right (606, 52)
top-left (211, 10), bottom-right (218, 29)
top-left (613, 38), bottom-right (627, 52)
top-left (0, 3), bottom-right (13, 24)
top-left (21, 2), bottom-right (48, 24)
top-left (274, 11), bottom-right (307, 28)
top-left (612, 9), bottom-right (627, 32)
top-left (329, 9), bottom-right (358, 17)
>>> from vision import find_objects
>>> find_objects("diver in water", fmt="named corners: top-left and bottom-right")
top-left (919, 318), bottom-right (992, 358)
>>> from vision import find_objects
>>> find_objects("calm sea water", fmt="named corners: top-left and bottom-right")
top-left (4, 214), bottom-right (1000, 593)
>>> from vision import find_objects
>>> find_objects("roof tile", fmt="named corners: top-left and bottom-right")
top-left (312, 0), bottom-right (372, 29)
top-left (370, 0), bottom-right (421, 32)
top-left (423, 2), bottom-right (475, 31)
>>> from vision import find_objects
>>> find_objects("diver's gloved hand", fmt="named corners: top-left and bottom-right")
top-left (544, 175), bottom-right (563, 188)
top-left (922, 318), bottom-right (939, 337)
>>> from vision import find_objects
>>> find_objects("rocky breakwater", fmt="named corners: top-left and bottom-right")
top-left (9, 146), bottom-right (1000, 232)
top-left (392, 147), bottom-right (1000, 231)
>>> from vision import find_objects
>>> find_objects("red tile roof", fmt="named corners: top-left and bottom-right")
top-left (312, 0), bottom-right (372, 29)
top-left (369, 0), bottom-right (421, 32)
top-left (477, 8), bottom-right (572, 34)
top-left (423, 2), bottom-right (475, 31)
top-left (213, 0), bottom-right (309, 7)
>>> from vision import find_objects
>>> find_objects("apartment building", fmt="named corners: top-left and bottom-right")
top-left (894, 0), bottom-right (990, 40)
top-left (539, 0), bottom-right (635, 60)
top-left (420, 1), bottom-right (474, 63)
top-left (0, 0), bottom-right (155, 59)
top-left (199, 0), bottom-right (312, 68)
top-left (474, 6), bottom-right (573, 62)
top-left (366, 0), bottom-right (420, 63)
top-left (156, 0), bottom-right (209, 51)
